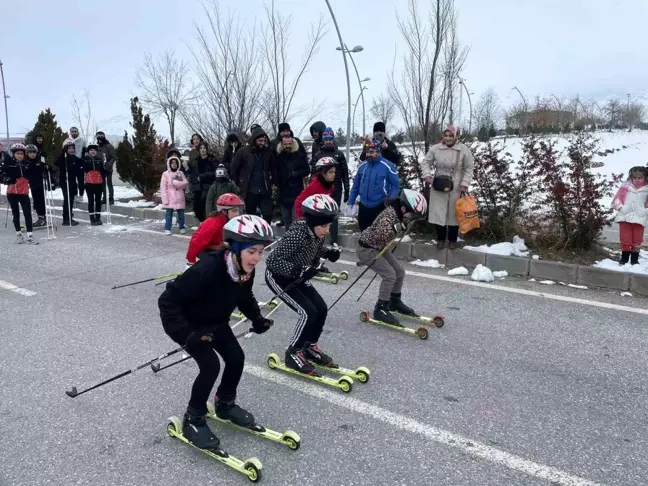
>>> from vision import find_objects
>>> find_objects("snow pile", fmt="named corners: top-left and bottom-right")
top-left (492, 270), bottom-right (508, 278)
top-left (621, 292), bottom-right (633, 297)
top-left (105, 225), bottom-right (129, 233)
top-left (448, 267), bottom-right (469, 276)
top-left (113, 200), bottom-right (155, 208)
top-left (399, 235), bottom-right (412, 243)
top-left (593, 256), bottom-right (648, 275)
top-left (559, 283), bottom-right (588, 290)
top-left (411, 259), bottom-right (445, 269)
top-left (532, 255), bottom-right (540, 260)
top-left (538, 280), bottom-right (556, 285)
top-left (464, 236), bottom-right (529, 257)
top-left (471, 264), bottom-right (494, 282)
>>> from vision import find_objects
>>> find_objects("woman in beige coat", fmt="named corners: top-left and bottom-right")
top-left (421, 125), bottom-right (474, 249)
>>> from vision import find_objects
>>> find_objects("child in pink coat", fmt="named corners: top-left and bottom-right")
top-left (160, 156), bottom-right (189, 234)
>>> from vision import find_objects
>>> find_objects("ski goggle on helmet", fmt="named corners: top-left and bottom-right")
top-left (400, 188), bottom-right (427, 218)
top-left (223, 214), bottom-right (274, 246)
top-left (216, 193), bottom-right (244, 211)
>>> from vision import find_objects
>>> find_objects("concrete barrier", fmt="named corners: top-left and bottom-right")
top-left (446, 249), bottom-right (487, 269)
top-left (629, 274), bottom-right (648, 296)
top-left (485, 254), bottom-right (530, 276)
top-left (529, 260), bottom-right (578, 283)
top-left (577, 266), bottom-right (630, 290)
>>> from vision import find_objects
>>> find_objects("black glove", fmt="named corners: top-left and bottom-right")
top-left (325, 246), bottom-right (341, 263)
top-left (251, 317), bottom-right (274, 334)
top-left (343, 192), bottom-right (349, 203)
top-left (185, 328), bottom-right (214, 351)
top-left (300, 266), bottom-right (320, 281)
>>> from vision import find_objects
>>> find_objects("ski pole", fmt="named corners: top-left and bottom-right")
top-left (65, 346), bottom-right (184, 398)
top-left (112, 272), bottom-right (181, 290)
top-left (3, 199), bottom-right (8, 228)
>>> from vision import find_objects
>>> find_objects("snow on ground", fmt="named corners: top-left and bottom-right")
top-left (448, 267), bottom-right (469, 276)
top-left (593, 258), bottom-right (648, 275)
top-left (464, 236), bottom-right (529, 257)
top-left (538, 280), bottom-right (556, 285)
top-left (621, 292), bottom-right (633, 297)
top-left (400, 234), bottom-right (412, 243)
top-left (492, 270), bottom-right (508, 278)
top-left (112, 200), bottom-right (155, 208)
top-left (103, 225), bottom-right (129, 233)
top-left (560, 282), bottom-right (588, 290)
top-left (411, 259), bottom-right (445, 268)
top-left (471, 264), bottom-right (494, 282)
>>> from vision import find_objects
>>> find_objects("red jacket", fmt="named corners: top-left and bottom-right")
top-left (186, 214), bottom-right (227, 263)
top-left (294, 175), bottom-right (334, 218)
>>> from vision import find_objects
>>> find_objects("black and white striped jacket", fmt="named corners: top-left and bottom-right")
top-left (265, 220), bottom-right (327, 279)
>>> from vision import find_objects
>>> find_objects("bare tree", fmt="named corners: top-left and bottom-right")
top-left (70, 89), bottom-right (97, 141)
top-left (183, 2), bottom-right (268, 145)
top-left (261, 0), bottom-right (326, 134)
top-left (135, 50), bottom-right (194, 145)
top-left (475, 88), bottom-right (502, 131)
top-left (369, 94), bottom-right (397, 128)
top-left (622, 101), bottom-right (645, 131)
top-left (604, 99), bottom-right (622, 129)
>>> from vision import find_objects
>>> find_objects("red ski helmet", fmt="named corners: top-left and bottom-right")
top-left (216, 193), bottom-right (244, 211)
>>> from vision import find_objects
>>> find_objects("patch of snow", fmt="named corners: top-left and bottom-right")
top-left (620, 292), bottom-right (633, 297)
top-left (492, 270), bottom-right (508, 278)
top-left (471, 264), bottom-right (494, 282)
top-left (105, 225), bottom-right (129, 233)
top-left (153, 204), bottom-right (165, 210)
top-left (567, 283), bottom-right (588, 289)
top-left (528, 278), bottom-right (537, 282)
top-left (112, 200), bottom-right (155, 208)
top-left (532, 255), bottom-right (540, 260)
top-left (412, 259), bottom-right (445, 269)
top-left (593, 258), bottom-right (648, 275)
top-left (400, 235), bottom-right (412, 243)
top-left (464, 235), bottom-right (529, 257)
top-left (448, 267), bottom-right (469, 276)
top-left (424, 239), bottom-right (438, 245)
top-left (538, 280), bottom-right (556, 285)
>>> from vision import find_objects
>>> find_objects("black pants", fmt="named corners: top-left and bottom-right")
top-left (435, 224), bottom-right (459, 243)
top-left (62, 180), bottom-right (77, 222)
top-left (245, 192), bottom-right (273, 224)
top-left (75, 171), bottom-right (85, 197)
top-left (103, 172), bottom-right (114, 204)
top-left (30, 179), bottom-right (46, 217)
top-left (358, 202), bottom-right (385, 232)
top-left (7, 194), bottom-right (32, 232)
top-left (265, 270), bottom-right (328, 348)
top-left (193, 192), bottom-right (206, 222)
top-left (86, 184), bottom-right (103, 219)
top-left (330, 188), bottom-right (342, 244)
top-left (187, 325), bottom-right (245, 413)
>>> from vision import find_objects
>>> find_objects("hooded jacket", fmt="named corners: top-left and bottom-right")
top-left (230, 126), bottom-right (275, 197)
top-left (160, 157), bottom-right (189, 210)
top-left (187, 152), bottom-right (217, 197)
top-left (309, 121), bottom-right (326, 160)
top-left (348, 156), bottom-right (400, 208)
top-left (313, 142), bottom-right (350, 199)
top-left (613, 182), bottom-right (648, 227)
top-left (294, 173), bottom-right (334, 218)
top-left (223, 133), bottom-right (242, 171)
top-left (275, 138), bottom-right (311, 205)
top-left (97, 139), bottom-right (117, 172)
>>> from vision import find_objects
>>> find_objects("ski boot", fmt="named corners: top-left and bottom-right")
top-left (96, 217), bottom-right (103, 225)
top-left (374, 299), bottom-right (402, 326)
top-left (389, 293), bottom-right (417, 317)
top-left (631, 252), bottom-right (640, 265)
top-left (15, 233), bottom-right (25, 244)
top-left (63, 220), bottom-right (79, 227)
top-left (33, 217), bottom-right (46, 228)
top-left (90, 215), bottom-right (98, 226)
top-left (215, 397), bottom-right (256, 428)
top-left (303, 342), bottom-right (335, 367)
top-left (285, 345), bottom-right (320, 376)
top-left (318, 264), bottom-right (331, 275)
top-left (25, 234), bottom-right (39, 245)
top-left (182, 406), bottom-right (221, 449)
top-left (620, 251), bottom-right (630, 265)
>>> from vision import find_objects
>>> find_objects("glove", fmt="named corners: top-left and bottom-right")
top-left (299, 266), bottom-right (320, 281)
top-left (325, 246), bottom-right (341, 263)
top-left (251, 317), bottom-right (274, 334)
top-left (343, 192), bottom-right (349, 203)
top-left (185, 328), bottom-right (213, 351)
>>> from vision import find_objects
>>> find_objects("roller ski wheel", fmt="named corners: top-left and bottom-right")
top-left (231, 311), bottom-right (245, 320)
top-left (359, 311), bottom-right (429, 341)
top-left (314, 273), bottom-right (338, 284)
top-left (266, 298), bottom-right (280, 310)
top-left (267, 353), bottom-right (354, 393)
top-left (166, 416), bottom-right (263, 482)
top-left (308, 361), bottom-right (371, 384)
top-left (393, 312), bottom-right (445, 328)
top-left (206, 402), bottom-right (301, 451)
top-left (339, 271), bottom-right (349, 280)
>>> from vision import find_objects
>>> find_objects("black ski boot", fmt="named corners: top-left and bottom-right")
top-left (374, 299), bottom-right (401, 326)
top-left (630, 252), bottom-right (640, 265)
top-left (33, 217), bottom-right (46, 228)
top-left (318, 263), bottom-right (331, 275)
top-left (389, 293), bottom-right (418, 316)
top-left (285, 346), bottom-right (320, 376)
top-left (215, 397), bottom-right (256, 428)
top-left (96, 217), bottom-right (103, 225)
top-left (620, 251), bottom-right (630, 265)
top-left (182, 406), bottom-right (220, 449)
top-left (90, 215), bottom-right (98, 226)
top-left (303, 342), bottom-right (335, 367)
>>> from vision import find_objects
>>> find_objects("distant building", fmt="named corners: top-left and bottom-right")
top-left (0, 136), bottom-right (26, 148)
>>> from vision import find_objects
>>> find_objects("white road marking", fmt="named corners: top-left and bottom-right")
top-left (245, 363), bottom-right (601, 486)
top-left (337, 259), bottom-right (648, 316)
top-left (0, 279), bottom-right (36, 297)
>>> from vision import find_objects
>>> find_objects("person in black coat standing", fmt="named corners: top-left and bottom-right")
top-left (274, 134), bottom-right (310, 229)
top-left (56, 139), bottom-right (83, 226)
top-left (360, 121), bottom-right (401, 166)
top-left (222, 133), bottom-right (242, 172)
top-left (187, 141), bottom-right (217, 222)
top-left (25, 144), bottom-right (48, 228)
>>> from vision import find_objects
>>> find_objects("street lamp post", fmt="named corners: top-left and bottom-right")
top-left (458, 78), bottom-right (473, 136)
top-left (512, 86), bottom-right (529, 133)
top-left (0, 60), bottom-right (10, 146)
top-left (550, 93), bottom-right (563, 130)
top-left (336, 45), bottom-right (369, 136)
top-left (352, 86), bottom-right (368, 136)
top-left (325, 0), bottom-right (352, 164)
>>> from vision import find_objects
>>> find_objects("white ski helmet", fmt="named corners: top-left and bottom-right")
top-left (10, 143), bottom-right (26, 154)
top-left (400, 188), bottom-right (427, 218)
top-left (301, 194), bottom-right (339, 225)
top-left (223, 214), bottom-right (274, 245)
top-left (62, 139), bottom-right (76, 150)
top-left (314, 156), bottom-right (337, 171)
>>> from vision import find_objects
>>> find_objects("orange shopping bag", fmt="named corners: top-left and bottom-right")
top-left (455, 192), bottom-right (480, 235)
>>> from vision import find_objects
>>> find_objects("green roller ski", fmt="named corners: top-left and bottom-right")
top-left (359, 311), bottom-right (429, 340)
top-left (314, 270), bottom-right (349, 285)
top-left (205, 402), bottom-right (301, 450)
top-left (393, 312), bottom-right (445, 328)
top-left (231, 299), bottom-right (280, 320)
top-left (166, 416), bottom-right (263, 482)
top-left (308, 361), bottom-right (371, 384)
top-left (266, 353), bottom-right (354, 393)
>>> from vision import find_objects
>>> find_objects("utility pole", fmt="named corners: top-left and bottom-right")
top-left (0, 60), bottom-right (10, 145)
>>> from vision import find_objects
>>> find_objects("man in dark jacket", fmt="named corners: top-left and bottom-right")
top-left (0, 142), bottom-right (8, 165)
top-left (360, 121), bottom-right (401, 166)
top-left (275, 134), bottom-right (310, 229)
top-left (96, 131), bottom-right (117, 205)
top-left (231, 126), bottom-right (275, 223)
top-left (313, 127), bottom-right (350, 246)
top-left (56, 140), bottom-right (83, 226)
top-left (34, 134), bottom-right (48, 161)
top-left (309, 120), bottom-right (326, 166)
top-left (188, 141), bottom-right (217, 222)
top-left (273, 123), bottom-right (307, 156)
top-left (222, 133), bottom-right (242, 171)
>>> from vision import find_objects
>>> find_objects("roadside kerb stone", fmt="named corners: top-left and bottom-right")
top-left (447, 249), bottom-right (486, 269)
top-left (411, 243), bottom-right (447, 265)
top-left (629, 274), bottom-right (648, 296)
top-left (577, 266), bottom-right (629, 291)
top-left (529, 260), bottom-right (578, 283)
top-left (485, 254), bottom-right (530, 276)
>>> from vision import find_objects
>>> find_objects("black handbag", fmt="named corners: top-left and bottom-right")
top-left (432, 149), bottom-right (461, 192)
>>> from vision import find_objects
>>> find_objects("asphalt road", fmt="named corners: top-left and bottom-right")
top-left (1, 215), bottom-right (647, 486)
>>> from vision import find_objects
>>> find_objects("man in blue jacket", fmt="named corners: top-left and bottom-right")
top-left (348, 139), bottom-right (400, 231)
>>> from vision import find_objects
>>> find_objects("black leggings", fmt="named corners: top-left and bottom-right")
top-left (358, 202), bottom-right (385, 231)
top-left (7, 194), bottom-right (32, 232)
top-left (265, 270), bottom-right (328, 348)
top-left (86, 184), bottom-right (103, 218)
top-left (330, 189), bottom-right (342, 244)
top-left (187, 325), bottom-right (245, 413)
top-left (193, 192), bottom-right (207, 222)
top-left (30, 179), bottom-right (46, 217)
top-left (435, 224), bottom-right (459, 243)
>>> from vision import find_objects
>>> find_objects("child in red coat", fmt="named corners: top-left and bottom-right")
top-left (186, 193), bottom-right (244, 264)
top-left (294, 157), bottom-right (337, 218)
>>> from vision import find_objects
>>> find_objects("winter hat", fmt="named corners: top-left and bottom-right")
top-left (278, 122), bottom-right (291, 133)
top-left (443, 125), bottom-right (458, 137)
top-left (251, 126), bottom-right (268, 143)
top-left (87, 143), bottom-right (99, 151)
top-left (310, 121), bottom-right (326, 138)
top-left (166, 148), bottom-right (182, 160)
top-left (373, 121), bottom-right (386, 133)
top-left (365, 139), bottom-right (380, 152)
top-left (250, 124), bottom-right (261, 133)
top-left (226, 133), bottom-right (240, 143)
top-left (96, 131), bottom-right (106, 137)
top-left (322, 127), bottom-right (335, 142)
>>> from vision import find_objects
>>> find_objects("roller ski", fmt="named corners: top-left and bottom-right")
top-left (359, 300), bottom-right (429, 340)
top-left (303, 343), bottom-right (370, 384)
top-left (388, 293), bottom-right (445, 328)
top-left (314, 269), bottom-right (349, 285)
top-left (267, 347), bottom-right (354, 393)
top-left (231, 299), bottom-right (280, 320)
top-left (166, 407), bottom-right (263, 482)
top-left (206, 401), bottom-right (301, 450)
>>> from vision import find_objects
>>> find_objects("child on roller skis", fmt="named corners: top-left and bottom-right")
top-left (357, 189), bottom-right (427, 325)
top-left (82, 143), bottom-right (107, 226)
top-left (185, 193), bottom-right (244, 265)
top-left (158, 214), bottom-right (275, 449)
top-left (0, 143), bottom-right (38, 244)
top-left (265, 194), bottom-right (342, 375)
top-left (25, 144), bottom-right (48, 228)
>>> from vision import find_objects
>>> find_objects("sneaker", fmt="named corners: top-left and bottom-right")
top-left (164, 230), bottom-right (172, 236)
top-left (33, 217), bottom-right (46, 228)
top-left (179, 228), bottom-right (186, 234)
top-left (26, 235), bottom-right (39, 245)
top-left (182, 407), bottom-right (220, 449)
top-left (214, 398), bottom-right (256, 428)
top-left (303, 343), bottom-right (335, 367)
top-left (284, 346), bottom-right (320, 376)
top-left (15, 233), bottom-right (25, 244)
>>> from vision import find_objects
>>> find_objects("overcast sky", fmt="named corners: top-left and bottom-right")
top-left (2, 0), bottom-right (647, 141)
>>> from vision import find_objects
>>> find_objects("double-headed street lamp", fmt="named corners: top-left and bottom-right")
top-left (336, 45), bottom-right (369, 136)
